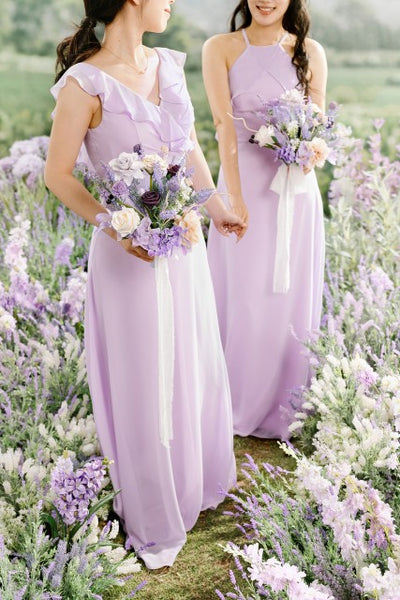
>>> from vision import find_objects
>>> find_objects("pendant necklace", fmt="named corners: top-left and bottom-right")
top-left (102, 45), bottom-right (149, 75)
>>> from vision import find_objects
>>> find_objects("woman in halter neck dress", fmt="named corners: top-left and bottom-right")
top-left (203, 0), bottom-right (327, 439)
top-left (44, 0), bottom-right (245, 570)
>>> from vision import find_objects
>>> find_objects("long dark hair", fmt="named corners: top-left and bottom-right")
top-left (230, 0), bottom-right (310, 92)
top-left (55, 0), bottom-right (126, 82)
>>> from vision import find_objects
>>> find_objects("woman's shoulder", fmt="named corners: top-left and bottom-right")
top-left (305, 37), bottom-right (326, 59)
top-left (154, 46), bottom-right (187, 67)
top-left (51, 62), bottom-right (105, 102)
top-left (203, 31), bottom-right (244, 53)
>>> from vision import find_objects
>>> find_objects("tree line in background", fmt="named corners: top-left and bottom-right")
top-left (1, 0), bottom-right (400, 58)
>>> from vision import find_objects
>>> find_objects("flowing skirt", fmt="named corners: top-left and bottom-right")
top-left (207, 145), bottom-right (325, 439)
top-left (85, 229), bottom-right (236, 568)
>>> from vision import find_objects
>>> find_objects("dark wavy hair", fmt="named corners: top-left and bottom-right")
top-left (55, 0), bottom-right (126, 82)
top-left (230, 0), bottom-right (310, 92)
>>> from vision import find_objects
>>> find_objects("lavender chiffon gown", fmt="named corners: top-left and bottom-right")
top-left (207, 30), bottom-right (325, 439)
top-left (51, 48), bottom-right (236, 569)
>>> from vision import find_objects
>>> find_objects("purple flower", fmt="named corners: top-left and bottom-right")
top-left (54, 238), bottom-right (74, 266)
top-left (133, 143), bottom-right (143, 156)
top-left (50, 457), bottom-right (106, 526)
top-left (141, 190), bottom-right (161, 207)
top-left (296, 142), bottom-right (313, 168)
top-left (111, 179), bottom-right (130, 201)
top-left (277, 144), bottom-right (296, 164)
top-left (167, 164), bottom-right (180, 178)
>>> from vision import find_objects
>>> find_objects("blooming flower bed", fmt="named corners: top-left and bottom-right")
top-left (217, 124), bottom-right (400, 600)
top-left (0, 139), bottom-right (144, 598)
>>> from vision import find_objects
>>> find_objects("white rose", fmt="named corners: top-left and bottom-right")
top-left (111, 208), bottom-right (141, 237)
top-left (110, 152), bottom-right (140, 171)
top-left (254, 125), bottom-right (275, 147)
top-left (109, 152), bottom-right (144, 184)
top-left (142, 154), bottom-right (168, 175)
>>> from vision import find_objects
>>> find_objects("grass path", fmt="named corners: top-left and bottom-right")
top-left (109, 437), bottom-right (292, 600)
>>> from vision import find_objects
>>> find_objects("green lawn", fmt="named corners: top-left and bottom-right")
top-left (106, 436), bottom-right (294, 600)
top-left (0, 71), bottom-right (54, 156)
top-left (1, 64), bottom-right (399, 159)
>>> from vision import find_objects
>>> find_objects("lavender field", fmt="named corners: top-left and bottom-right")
top-left (0, 121), bottom-right (400, 599)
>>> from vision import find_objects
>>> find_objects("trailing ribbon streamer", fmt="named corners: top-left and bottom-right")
top-left (270, 164), bottom-right (308, 294)
top-left (154, 256), bottom-right (175, 448)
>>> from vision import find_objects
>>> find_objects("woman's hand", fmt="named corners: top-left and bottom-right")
top-left (212, 207), bottom-right (246, 240)
top-left (119, 238), bottom-right (154, 262)
top-left (230, 197), bottom-right (249, 231)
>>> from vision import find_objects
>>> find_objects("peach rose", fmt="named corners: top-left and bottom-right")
top-left (307, 137), bottom-right (329, 168)
top-left (175, 210), bottom-right (201, 246)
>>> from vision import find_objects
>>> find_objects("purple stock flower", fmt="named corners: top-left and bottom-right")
top-left (51, 456), bottom-right (106, 526)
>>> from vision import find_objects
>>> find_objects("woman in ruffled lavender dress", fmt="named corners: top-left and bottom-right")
top-left (203, 0), bottom-right (327, 439)
top-left (45, 0), bottom-right (244, 570)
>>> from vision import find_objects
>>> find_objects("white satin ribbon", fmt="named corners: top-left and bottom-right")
top-left (270, 164), bottom-right (308, 294)
top-left (154, 257), bottom-right (175, 448)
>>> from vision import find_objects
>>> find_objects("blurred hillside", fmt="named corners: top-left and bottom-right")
top-left (1, 0), bottom-right (399, 55)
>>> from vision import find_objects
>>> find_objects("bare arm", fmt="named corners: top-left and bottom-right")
top-left (186, 125), bottom-right (245, 238)
top-left (44, 77), bottom-right (151, 261)
top-left (202, 35), bottom-right (248, 229)
top-left (306, 39), bottom-right (328, 111)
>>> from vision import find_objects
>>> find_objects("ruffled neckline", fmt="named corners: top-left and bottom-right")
top-left (81, 48), bottom-right (163, 109)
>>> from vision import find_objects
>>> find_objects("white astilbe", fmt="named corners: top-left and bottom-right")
top-left (361, 559), bottom-right (400, 600)
top-left (291, 355), bottom-right (400, 474)
top-left (224, 542), bottom-right (334, 600)
top-left (293, 454), bottom-right (400, 569)
top-left (0, 448), bottom-right (23, 473)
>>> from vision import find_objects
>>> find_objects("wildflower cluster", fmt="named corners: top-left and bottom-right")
top-left (0, 149), bottom-right (145, 598)
top-left (219, 120), bottom-right (400, 600)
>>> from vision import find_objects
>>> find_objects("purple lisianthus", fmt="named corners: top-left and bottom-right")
top-left (148, 225), bottom-right (185, 257)
top-left (141, 190), bottom-right (161, 207)
top-left (277, 144), bottom-right (296, 165)
top-left (111, 179), bottom-right (130, 201)
top-left (297, 141), bottom-right (313, 168)
top-left (168, 177), bottom-right (181, 193)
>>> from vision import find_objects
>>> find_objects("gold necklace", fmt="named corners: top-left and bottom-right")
top-left (102, 45), bottom-right (149, 75)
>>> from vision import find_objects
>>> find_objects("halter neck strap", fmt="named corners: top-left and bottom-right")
top-left (241, 28), bottom-right (250, 46)
top-left (278, 31), bottom-right (290, 46)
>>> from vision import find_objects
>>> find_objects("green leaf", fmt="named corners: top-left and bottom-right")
top-left (68, 489), bottom-right (121, 541)
top-left (40, 512), bottom-right (59, 539)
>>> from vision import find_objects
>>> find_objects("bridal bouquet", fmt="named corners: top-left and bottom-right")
top-left (95, 145), bottom-right (211, 257)
top-left (250, 88), bottom-right (339, 170)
